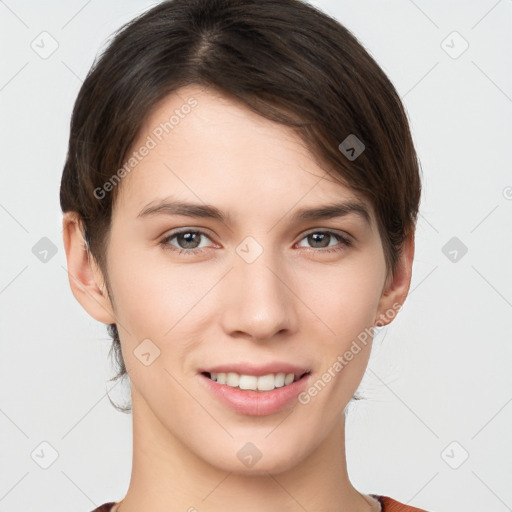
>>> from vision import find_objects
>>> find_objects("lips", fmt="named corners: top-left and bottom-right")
top-left (197, 362), bottom-right (312, 415)
top-left (199, 371), bottom-right (311, 416)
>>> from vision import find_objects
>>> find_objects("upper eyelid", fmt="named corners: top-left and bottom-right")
top-left (300, 227), bottom-right (351, 239)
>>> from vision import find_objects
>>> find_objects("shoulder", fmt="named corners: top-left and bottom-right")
top-left (375, 495), bottom-right (430, 511)
top-left (89, 503), bottom-right (116, 512)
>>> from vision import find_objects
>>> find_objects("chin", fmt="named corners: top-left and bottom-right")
top-left (195, 436), bottom-right (309, 476)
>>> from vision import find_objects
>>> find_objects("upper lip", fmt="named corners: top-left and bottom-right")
top-left (199, 362), bottom-right (311, 377)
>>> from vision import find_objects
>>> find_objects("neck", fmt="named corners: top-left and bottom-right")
top-left (117, 387), bottom-right (375, 512)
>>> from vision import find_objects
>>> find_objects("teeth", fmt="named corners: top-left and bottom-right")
top-left (208, 372), bottom-right (301, 391)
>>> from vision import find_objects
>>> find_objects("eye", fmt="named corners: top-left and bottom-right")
top-left (160, 228), bottom-right (352, 256)
top-left (160, 229), bottom-right (213, 256)
top-left (296, 230), bottom-right (351, 254)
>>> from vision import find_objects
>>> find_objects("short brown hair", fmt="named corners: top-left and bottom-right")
top-left (60, 0), bottom-right (422, 400)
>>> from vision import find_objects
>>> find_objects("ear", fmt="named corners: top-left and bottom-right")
top-left (62, 212), bottom-right (115, 324)
top-left (374, 233), bottom-right (415, 327)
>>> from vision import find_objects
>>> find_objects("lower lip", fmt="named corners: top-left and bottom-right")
top-left (198, 372), bottom-right (311, 416)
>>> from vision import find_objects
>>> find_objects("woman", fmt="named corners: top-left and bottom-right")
top-left (60, 0), bottom-right (426, 510)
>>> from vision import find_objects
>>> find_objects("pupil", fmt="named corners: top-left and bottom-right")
top-left (310, 233), bottom-right (328, 248)
top-left (179, 232), bottom-right (199, 248)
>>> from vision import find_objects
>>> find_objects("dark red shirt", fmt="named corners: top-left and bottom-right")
top-left (90, 495), bottom-right (429, 511)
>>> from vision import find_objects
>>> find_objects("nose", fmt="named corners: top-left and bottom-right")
top-left (219, 248), bottom-right (298, 342)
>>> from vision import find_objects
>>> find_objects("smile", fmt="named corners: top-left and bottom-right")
top-left (202, 371), bottom-right (309, 392)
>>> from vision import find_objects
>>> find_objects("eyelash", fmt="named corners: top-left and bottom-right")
top-left (159, 229), bottom-right (352, 256)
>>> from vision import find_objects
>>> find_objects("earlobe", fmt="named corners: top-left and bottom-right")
top-left (62, 212), bottom-right (115, 324)
top-left (374, 234), bottom-right (415, 327)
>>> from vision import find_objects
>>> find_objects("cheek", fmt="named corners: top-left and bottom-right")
top-left (299, 248), bottom-right (386, 345)
top-left (106, 242), bottom-right (207, 337)
top-left (106, 250), bottom-right (211, 408)
top-left (298, 247), bottom-right (386, 400)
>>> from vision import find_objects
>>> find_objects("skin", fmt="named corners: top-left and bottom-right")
top-left (62, 84), bottom-right (414, 512)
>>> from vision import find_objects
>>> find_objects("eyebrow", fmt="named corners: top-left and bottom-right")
top-left (137, 198), bottom-right (371, 226)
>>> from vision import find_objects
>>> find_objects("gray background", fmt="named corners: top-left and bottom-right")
top-left (1, 1), bottom-right (511, 511)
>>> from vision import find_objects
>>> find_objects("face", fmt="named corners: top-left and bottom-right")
top-left (69, 84), bottom-right (411, 475)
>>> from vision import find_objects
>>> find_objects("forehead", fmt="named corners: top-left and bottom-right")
top-left (113, 85), bottom-right (376, 227)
